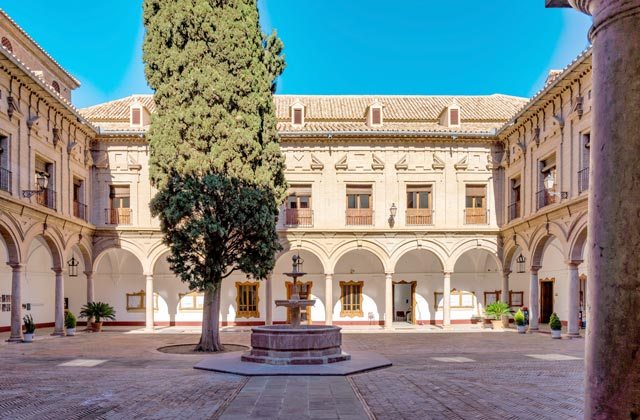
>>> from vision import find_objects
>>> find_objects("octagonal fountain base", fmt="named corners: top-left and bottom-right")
top-left (241, 325), bottom-right (351, 365)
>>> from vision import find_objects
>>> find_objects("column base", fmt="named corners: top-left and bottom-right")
top-left (51, 331), bottom-right (65, 336)
top-left (527, 327), bottom-right (539, 333)
top-left (144, 327), bottom-right (155, 333)
top-left (567, 332), bottom-right (581, 338)
top-left (7, 336), bottom-right (23, 343)
top-left (442, 324), bottom-right (453, 330)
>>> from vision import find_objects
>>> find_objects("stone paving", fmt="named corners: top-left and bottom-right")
top-left (0, 328), bottom-right (585, 419)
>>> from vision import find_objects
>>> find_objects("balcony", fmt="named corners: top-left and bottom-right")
top-left (406, 208), bottom-right (433, 225)
top-left (346, 209), bottom-right (373, 226)
top-left (578, 167), bottom-right (589, 193)
top-left (508, 201), bottom-right (521, 222)
top-left (284, 208), bottom-right (313, 227)
top-left (464, 208), bottom-right (488, 225)
top-left (0, 167), bottom-right (11, 193)
top-left (106, 208), bottom-right (132, 225)
top-left (73, 201), bottom-right (87, 221)
top-left (35, 188), bottom-right (56, 210)
top-left (536, 189), bottom-right (557, 210)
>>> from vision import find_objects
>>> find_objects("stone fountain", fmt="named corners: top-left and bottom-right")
top-left (241, 255), bottom-right (350, 365)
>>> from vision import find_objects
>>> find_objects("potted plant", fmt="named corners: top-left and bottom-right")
top-left (514, 308), bottom-right (526, 333)
top-left (485, 301), bottom-right (511, 330)
top-left (65, 310), bottom-right (77, 336)
top-left (23, 314), bottom-right (35, 342)
top-left (549, 312), bottom-right (562, 339)
top-left (79, 302), bottom-right (116, 332)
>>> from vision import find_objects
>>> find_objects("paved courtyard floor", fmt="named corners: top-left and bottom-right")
top-left (0, 328), bottom-right (584, 419)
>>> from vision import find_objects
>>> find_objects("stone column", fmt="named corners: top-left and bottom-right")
top-left (528, 267), bottom-right (540, 332)
top-left (443, 271), bottom-right (452, 328)
top-left (501, 270), bottom-right (510, 304)
top-left (145, 274), bottom-right (154, 331)
top-left (84, 271), bottom-right (95, 330)
top-left (265, 274), bottom-right (272, 326)
top-left (384, 273), bottom-right (393, 329)
top-left (53, 268), bottom-right (65, 336)
top-left (325, 274), bottom-right (333, 325)
top-left (567, 262), bottom-right (581, 337)
top-left (548, 1), bottom-right (640, 415)
top-left (8, 263), bottom-right (23, 342)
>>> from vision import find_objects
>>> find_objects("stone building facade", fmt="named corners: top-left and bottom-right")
top-left (0, 9), bottom-right (592, 338)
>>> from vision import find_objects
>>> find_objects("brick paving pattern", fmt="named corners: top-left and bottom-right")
top-left (0, 328), bottom-right (585, 419)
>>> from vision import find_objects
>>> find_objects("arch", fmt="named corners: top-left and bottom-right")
top-left (22, 230), bottom-right (63, 269)
top-left (329, 240), bottom-right (391, 274)
top-left (569, 225), bottom-right (588, 262)
top-left (0, 218), bottom-right (21, 263)
top-left (278, 239), bottom-right (330, 273)
top-left (1, 36), bottom-right (13, 53)
top-left (530, 232), bottom-right (567, 269)
top-left (448, 240), bottom-right (501, 273)
top-left (392, 248), bottom-right (445, 274)
top-left (389, 240), bottom-right (447, 272)
top-left (275, 246), bottom-right (327, 274)
top-left (148, 241), bottom-right (171, 274)
top-left (93, 238), bottom-right (147, 274)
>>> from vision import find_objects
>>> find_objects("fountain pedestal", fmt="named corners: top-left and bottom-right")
top-left (241, 254), bottom-right (350, 365)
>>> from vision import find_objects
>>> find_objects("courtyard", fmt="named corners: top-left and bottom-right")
top-left (0, 328), bottom-right (584, 419)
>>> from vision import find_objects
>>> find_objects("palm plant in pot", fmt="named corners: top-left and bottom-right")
top-left (23, 314), bottom-right (35, 342)
top-left (549, 312), bottom-right (562, 339)
top-left (485, 301), bottom-right (511, 330)
top-left (65, 310), bottom-right (77, 336)
top-left (514, 309), bottom-right (526, 333)
top-left (79, 302), bottom-right (115, 332)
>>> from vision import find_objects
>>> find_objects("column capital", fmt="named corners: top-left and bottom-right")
top-left (567, 260), bottom-right (583, 268)
top-left (52, 267), bottom-right (66, 275)
top-left (7, 262), bottom-right (23, 271)
top-left (324, 272), bottom-right (334, 277)
top-left (530, 266), bottom-right (541, 274)
top-left (385, 272), bottom-right (394, 278)
top-left (502, 270), bottom-right (512, 277)
top-left (442, 271), bottom-right (453, 277)
top-left (83, 270), bottom-right (95, 277)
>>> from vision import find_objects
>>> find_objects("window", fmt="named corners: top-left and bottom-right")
top-left (179, 292), bottom-right (205, 311)
top-left (0, 135), bottom-right (9, 193)
top-left (292, 107), bottom-right (304, 126)
top-left (131, 107), bottom-right (141, 126)
top-left (509, 291), bottom-right (524, 307)
top-left (236, 282), bottom-right (259, 318)
top-left (450, 108), bottom-right (460, 126)
top-left (34, 158), bottom-right (55, 209)
top-left (51, 81), bottom-right (60, 94)
top-left (538, 154), bottom-right (557, 209)
top-left (465, 185), bottom-right (486, 224)
top-left (108, 185), bottom-right (131, 224)
top-left (285, 185), bottom-right (312, 227)
top-left (1, 37), bottom-right (12, 53)
top-left (484, 291), bottom-right (501, 306)
top-left (434, 290), bottom-right (475, 310)
top-left (406, 185), bottom-right (432, 225)
top-left (73, 179), bottom-right (86, 220)
top-left (126, 290), bottom-right (158, 312)
top-left (372, 108), bottom-right (381, 125)
top-left (346, 185), bottom-right (373, 225)
top-left (579, 133), bottom-right (590, 193)
top-left (340, 281), bottom-right (363, 317)
top-left (509, 177), bottom-right (521, 221)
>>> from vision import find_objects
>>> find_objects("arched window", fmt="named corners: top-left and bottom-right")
top-left (51, 81), bottom-right (60, 94)
top-left (1, 37), bottom-right (13, 53)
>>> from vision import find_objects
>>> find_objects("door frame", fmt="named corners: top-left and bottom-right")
top-left (285, 281), bottom-right (313, 325)
top-left (539, 277), bottom-right (555, 324)
top-left (392, 280), bottom-right (417, 324)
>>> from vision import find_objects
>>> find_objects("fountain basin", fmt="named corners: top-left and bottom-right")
top-left (241, 325), bottom-right (351, 365)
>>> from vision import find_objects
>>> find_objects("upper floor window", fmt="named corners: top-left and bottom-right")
top-left (131, 107), bottom-right (141, 126)
top-left (346, 185), bottom-right (373, 225)
top-left (1, 37), bottom-right (12, 53)
top-left (406, 185), bottom-right (433, 225)
top-left (0, 135), bottom-right (10, 193)
top-left (368, 102), bottom-right (383, 127)
top-left (34, 157), bottom-right (55, 210)
top-left (579, 133), bottom-right (590, 193)
top-left (464, 185), bottom-right (487, 224)
top-left (439, 102), bottom-right (461, 128)
top-left (449, 108), bottom-right (460, 126)
top-left (291, 101), bottom-right (305, 126)
top-left (537, 154), bottom-right (557, 209)
top-left (108, 185), bottom-right (131, 224)
top-left (73, 178), bottom-right (86, 221)
top-left (236, 281), bottom-right (259, 318)
top-left (509, 177), bottom-right (521, 221)
top-left (285, 185), bottom-right (313, 227)
top-left (51, 81), bottom-right (60, 94)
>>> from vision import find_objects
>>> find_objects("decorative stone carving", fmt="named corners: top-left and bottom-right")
top-left (454, 155), bottom-right (468, 171)
top-left (334, 155), bottom-right (348, 170)
top-left (52, 128), bottom-right (61, 148)
top-left (127, 152), bottom-right (142, 171)
top-left (395, 154), bottom-right (408, 170)
top-left (310, 153), bottom-right (324, 170)
top-left (486, 153), bottom-right (500, 171)
top-left (371, 153), bottom-right (385, 170)
top-left (84, 148), bottom-right (94, 167)
top-left (432, 153), bottom-right (445, 170)
top-left (94, 150), bottom-right (109, 169)
top-left (67, 141), bottom-right (78, 155)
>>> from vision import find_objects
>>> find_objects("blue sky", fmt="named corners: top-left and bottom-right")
top-left (0, 1), bottom-right (591, 108)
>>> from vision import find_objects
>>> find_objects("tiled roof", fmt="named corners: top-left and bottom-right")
top-left (81, 94), bottom-right (527, 135)
top-left (0, 9), bottom-right (79, 86)
top-left (274, 95), bottom-right (527, 121)
top-left (80, 95), bottom-right (156, 120)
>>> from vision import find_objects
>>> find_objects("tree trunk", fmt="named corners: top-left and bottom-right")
top-left (195, 284), bottom-right (225, 352)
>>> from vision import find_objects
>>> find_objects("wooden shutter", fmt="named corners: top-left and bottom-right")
top-left (372, 108), bottom-right (381, 125)
top-left (293, 108), bottom-right (303, 125)
top-left (450, 108), bottom-right (459, 125)
top-left (131, 108), bottom-right (141, 125)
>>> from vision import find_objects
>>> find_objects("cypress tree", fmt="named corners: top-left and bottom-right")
top-left (143, 0), bottom-right (286, 351)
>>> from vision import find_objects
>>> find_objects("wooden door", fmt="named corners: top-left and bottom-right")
top-left (286, 281), bottom-right (313, 325)
top-left (540, 281), bottom-right (554, 323)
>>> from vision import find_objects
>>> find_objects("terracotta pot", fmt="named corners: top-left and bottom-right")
top-left (491, 320), bottom-right (503, 330)
top-left (92, 322), bottom-right (103, 332)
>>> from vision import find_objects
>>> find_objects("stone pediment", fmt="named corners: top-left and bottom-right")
top-left (432, 153), bottom-right (445, 170)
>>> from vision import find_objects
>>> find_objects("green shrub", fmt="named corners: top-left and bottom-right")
top-left (64, 311), bottom-right (77, 329)
top-left (485, 301), bottom-right (511, 320)
top-left (549, 313), bottom-right (562, 330)
top-left (514, 309), bottom-right (525, 326)
top-left (79, 302), bottom-right (116, 323)
top-left (23, 314), bottom-right (35, 333)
